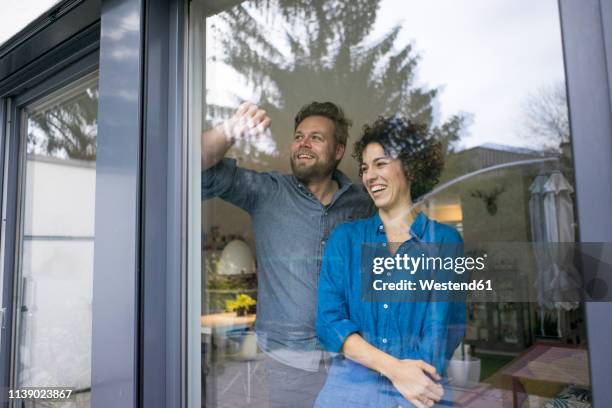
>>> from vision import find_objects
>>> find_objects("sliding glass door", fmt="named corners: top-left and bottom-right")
top-left (9, 72), bottom-right (99, 407)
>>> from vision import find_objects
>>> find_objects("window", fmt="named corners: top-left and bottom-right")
top-left (12, 72), bottom-right (98, 407)
top-left (190, 1), bottom-right (590, 406)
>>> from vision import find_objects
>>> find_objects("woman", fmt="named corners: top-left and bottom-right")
top-left (315, 117), bottom-right (465, 408)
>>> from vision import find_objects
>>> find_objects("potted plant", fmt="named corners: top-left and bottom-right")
top-left (447, 342), bottom-right (481, 388)
top-left (225, 293), bottom-right (257, 316)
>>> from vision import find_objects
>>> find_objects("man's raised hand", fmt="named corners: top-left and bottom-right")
top-left (202, 101), bottom-right (275, 169)
top-left (222, 102), bottom-right (272, 143)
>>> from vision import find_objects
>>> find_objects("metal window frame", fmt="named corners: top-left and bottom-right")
top-left (560, 0), bottom-right (612, 406)
top-left (90, 0), bottom-right (189, 406)
top-left (0, 0), bottom-right (190, 406)
top-left (4, 52), bottom-right (99, 394)
top-left (88, 0), bottom-right (144, 405)
top-left (0, 0), bottom-right (101, 401)
top-left (139, 0), bottom-right (189, 407)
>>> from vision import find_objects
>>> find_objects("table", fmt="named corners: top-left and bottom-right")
top-left (501, 342), bottom-right (589, 408)
top-left (201, 312), bottom-right (256, 334)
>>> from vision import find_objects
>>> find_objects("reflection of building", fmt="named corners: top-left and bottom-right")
top-left (427, 144), bottom-right (584, 354)
top-left (434, 143), bottom-right (551, 243)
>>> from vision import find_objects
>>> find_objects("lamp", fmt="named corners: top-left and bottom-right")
top-left (218, 240), bottom-right (255, 275)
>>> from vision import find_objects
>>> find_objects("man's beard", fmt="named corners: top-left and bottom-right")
top-left (290, 151), bottom-right (337, 183)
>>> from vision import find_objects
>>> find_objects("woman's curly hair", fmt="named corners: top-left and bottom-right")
top-left (353, 116), bottom-right (444, 200)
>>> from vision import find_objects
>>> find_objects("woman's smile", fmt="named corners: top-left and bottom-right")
top-left (361, 142), bottom-right (410, 212)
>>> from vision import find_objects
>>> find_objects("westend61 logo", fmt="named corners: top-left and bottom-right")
top-left (371, 253), bottom-right (487, 275)
top-left (361, 242), bottom-right (612, 303)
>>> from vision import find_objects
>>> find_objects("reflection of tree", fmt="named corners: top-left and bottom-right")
top-left (27, 86), bottom-right (98, 161)
top-left (520, 82), bottom-right (569, 152)
top-left (209, 0), bottom-right (466, 156)
top-left (517, 82), bottom-right (574, 188)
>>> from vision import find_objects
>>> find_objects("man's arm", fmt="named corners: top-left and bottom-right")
top-left (201, 102), bottom-right (271, 170)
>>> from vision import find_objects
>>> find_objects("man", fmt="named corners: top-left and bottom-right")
top-left (201, 101), bottom-right (372, 407)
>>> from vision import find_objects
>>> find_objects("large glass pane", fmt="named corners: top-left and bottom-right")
top-left (191, 1), bottom-right (590, 406)
top-left (13, 73), bottom-right (98, 407)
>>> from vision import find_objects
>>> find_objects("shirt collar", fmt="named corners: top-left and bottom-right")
top-left (292, 169), bottom-right (354, 195)
top-left (332, 169), bottom-right (354, 193)
top-left (373, 211), bottom-right (429, 241)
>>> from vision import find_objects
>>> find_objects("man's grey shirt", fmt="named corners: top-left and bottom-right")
top-left (202, 158), bottom-right (373, 370)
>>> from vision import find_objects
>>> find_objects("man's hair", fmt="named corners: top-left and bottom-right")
top-left (353, 116), bottom-right (444, 200)
top-left (294, 101), bottom-right (352, 146)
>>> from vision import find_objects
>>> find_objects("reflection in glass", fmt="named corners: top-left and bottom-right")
top-left (205, 0), bottom-right (465, 167)
top-left (14, 73), bottom-right (98, 408)
top-left (196, 0), bottom-right (590, 406)
top-left (27, 81), bottom-right (98, 160)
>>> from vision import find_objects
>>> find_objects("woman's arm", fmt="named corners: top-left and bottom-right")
top-left (342, 333), bottom-right (443, 408)
top-left (316, 227), bottom-right (444, 408)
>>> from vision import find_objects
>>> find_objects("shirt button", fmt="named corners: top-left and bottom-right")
top-left (382, 243), bottom-right (386, 247)
top-left (383, 304), bottom-right (389, 309)
top-left (379, 225), bottom-right (383, 231)
top-left (321, 240), bottom-right (326, 245)
top-left (382, 338), bottom-right (388, 344)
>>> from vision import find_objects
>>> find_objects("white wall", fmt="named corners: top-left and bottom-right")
top-left (18, 157), bottom-right (95, 390)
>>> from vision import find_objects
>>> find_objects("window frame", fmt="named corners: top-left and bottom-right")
top-left (0, 0), bottom-right (611, 407)
top-left (139, 0), bottom-right (189, 407)
top-left (8, 53), bottom-right (99, 392)
top-left (192, 1), bottom-right (612, 406)
top-left (0, 0), bottom-right (100, 396)
top-left (559, 0), bottom-right (612, 405)
top-left (0, 0), bottom-right (190, 405)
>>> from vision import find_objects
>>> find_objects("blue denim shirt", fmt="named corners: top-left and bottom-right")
top-left (202, 158), bottom-right (373, 370)
top-left (316, 212), bottom-right (466, 375)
